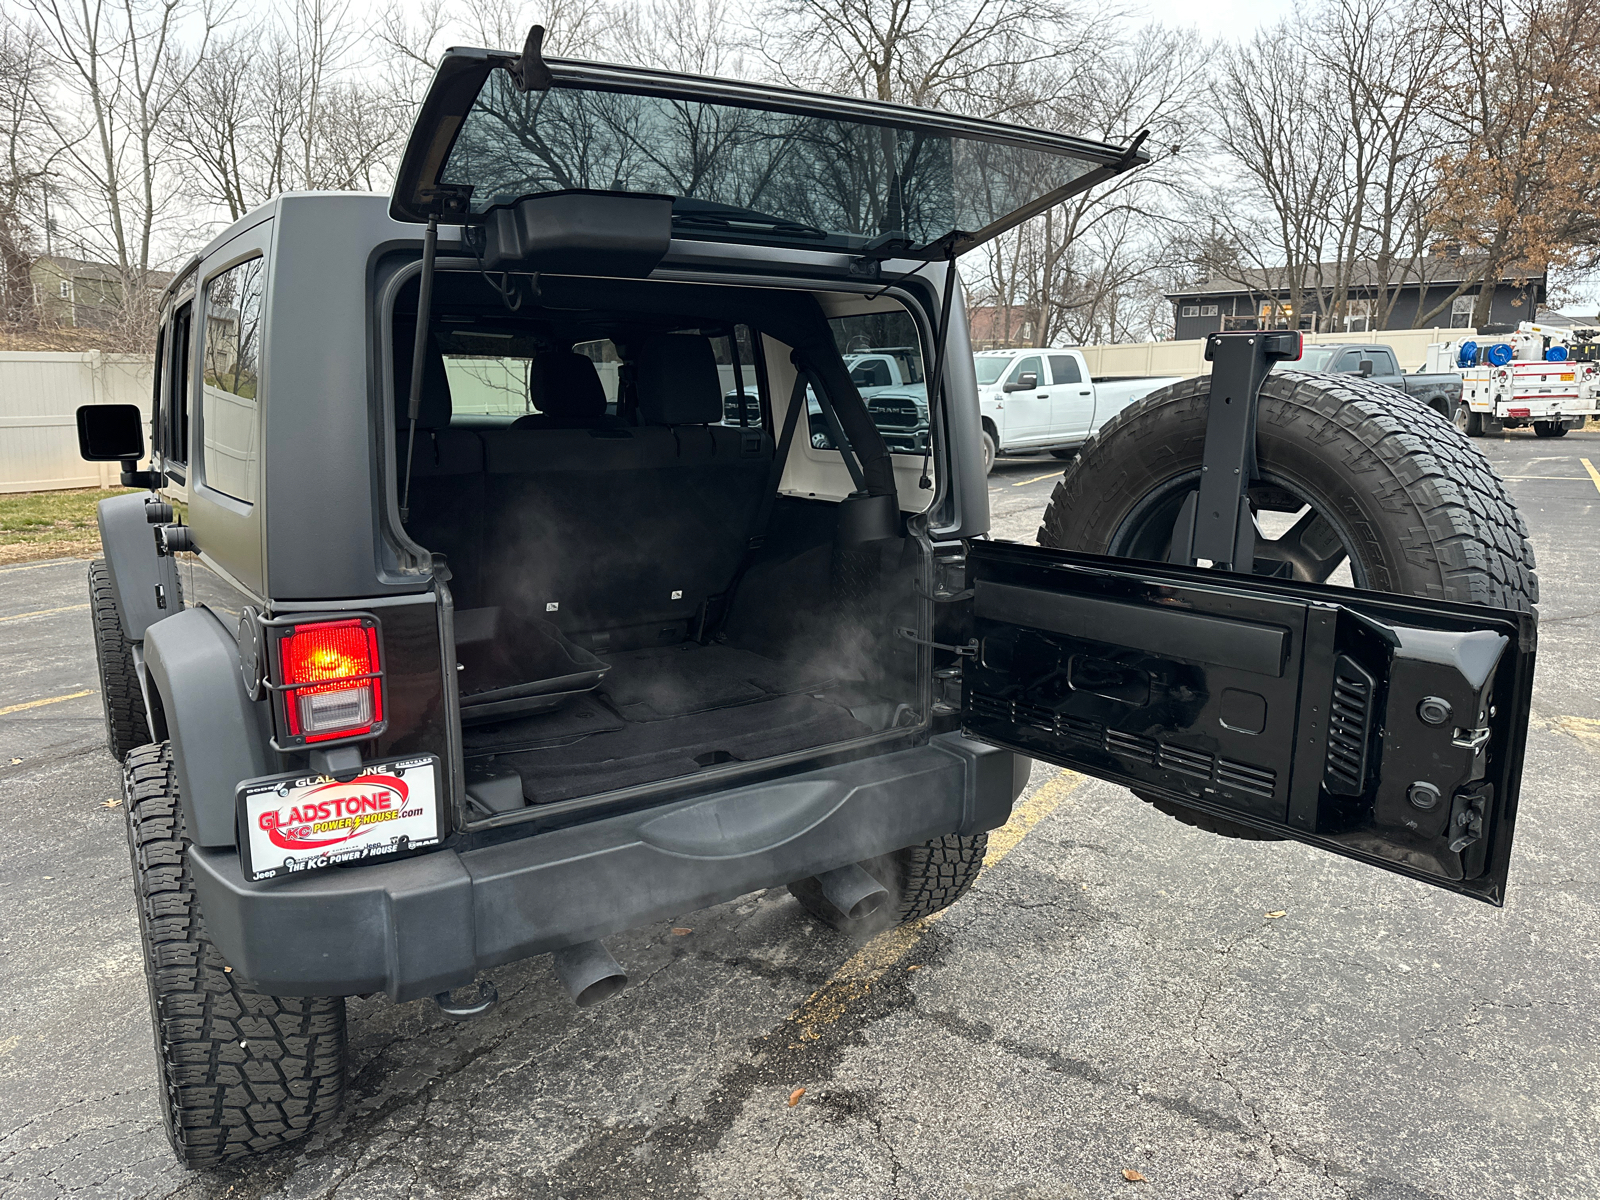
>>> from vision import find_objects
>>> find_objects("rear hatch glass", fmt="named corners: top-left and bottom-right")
top-left (392, 49), bottom-right (1146, 258)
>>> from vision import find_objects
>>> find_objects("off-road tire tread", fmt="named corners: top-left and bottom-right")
top-left (90, 559), bottom-right (151, 759)
top-left (788, 832), bottom-right (989, 930)
top-left (1038, 372), bottom-right (1537, 611)
top-left (124, 742), bottom-right (345, 1166)
top-left (888, 832), bottom-right (990, 923)
top-left (1036, 373), bottom-right (1537, 840)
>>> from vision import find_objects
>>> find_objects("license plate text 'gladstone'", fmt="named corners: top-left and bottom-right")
top-left (237, 755), bottom-right (441, 881)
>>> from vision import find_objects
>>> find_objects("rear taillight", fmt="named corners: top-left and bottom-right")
top-left (268, 616), bottom-right (385, 746)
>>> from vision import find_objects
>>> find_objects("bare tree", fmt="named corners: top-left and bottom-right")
top-left (758, 0), bottom-right (1073, 113)
top-left (0, 22), bottom-right (48, 325)
top-left (23, 0), bottom-right (223, 276)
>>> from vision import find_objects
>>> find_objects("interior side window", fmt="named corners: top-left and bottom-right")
top-left (166, 303), bottom-right (193, 467)
top-left (1048, 354), bottom-right (1081, 385)
top-left (825, 310), bottom-right (928, 456)
top-left (201, 258), bottom-right (265, 503)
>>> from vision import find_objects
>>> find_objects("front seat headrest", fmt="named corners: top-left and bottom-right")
top-left (527, 350), bottom-right (608, 419)
top-left (636, 334), bottom-right (722, 426)
top-left (392, 320), bottom-right (453, 430)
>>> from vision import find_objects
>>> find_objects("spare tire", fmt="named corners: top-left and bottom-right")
top-left (1037, 371), bottom-right (1537, 839)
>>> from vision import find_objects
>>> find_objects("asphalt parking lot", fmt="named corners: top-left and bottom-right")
top-left (2, 430), bottom-right (1599, 1200)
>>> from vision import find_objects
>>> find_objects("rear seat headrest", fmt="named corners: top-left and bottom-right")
top-left (528, 350), bottom-right (607, 419)
top-left (636, 334), bottom-right (722, 426)
top-left (392, 321), bottom-right (453, 430)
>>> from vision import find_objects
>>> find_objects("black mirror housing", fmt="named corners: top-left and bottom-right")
top-left (1358, 359), bottom-right (1374, 377)
top-left (77, 404), bottom-right (146, 462)
top-left (1004, 373), bottom-right (1039, 393)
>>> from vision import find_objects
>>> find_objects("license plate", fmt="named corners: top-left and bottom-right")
top-left (1562, 373), bottom-right (1575, 381)
top-left (237, 755), bottom-right (442, 882)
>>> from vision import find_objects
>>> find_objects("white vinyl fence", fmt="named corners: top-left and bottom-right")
top-left (1080, 328), bottom-right (1472, 380)
top-left (0, 351), bottom-right (155, 493)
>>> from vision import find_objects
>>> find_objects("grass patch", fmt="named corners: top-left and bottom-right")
top-left (0, 487), bottom-right (137, 565)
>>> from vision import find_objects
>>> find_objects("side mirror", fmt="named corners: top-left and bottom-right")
top-left (1358, 359), bottom-right (1374, 377)
top-left (1004, 373), bottom-right (1039, 392)
top-left (77, 404), bottom-right (145, 461)
top-left (76, 404), bottom-right (161, 488)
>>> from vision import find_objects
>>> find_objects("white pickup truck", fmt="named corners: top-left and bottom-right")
top-left (756, 346), bottom-right (1183, 473)
top-left (969, 347), bottom-right (1183, 473)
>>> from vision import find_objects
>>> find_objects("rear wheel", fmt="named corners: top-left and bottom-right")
top-left (125, 743), bottom-right (347, 1166)
top-left (1534, 420), bottom-right (1568, 438)
top-left (1050, 447), bottom-right (1078, 460)
top-left (1038, 372), bottom-right (1536, 839)
top-left (1454, 402), bottom-right (1483, 437)
top-left (980, 427), bottom-right (997, 475)
top-left (789, 833), bottom-right (989, 932)
top-left (89, 559), bottom-right (151, 760)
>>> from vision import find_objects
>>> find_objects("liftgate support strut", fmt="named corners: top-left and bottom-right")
top-left (1167, 329), bottom-right (1303, 572)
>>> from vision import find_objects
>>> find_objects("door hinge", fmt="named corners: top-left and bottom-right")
top-left (895, 627), bottom-right (977, 656)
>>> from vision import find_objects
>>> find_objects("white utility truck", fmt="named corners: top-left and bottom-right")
top-left (1427, 321), bottom-right (1600, 437)
top-left (970, 347), bottom-right (1184, 472)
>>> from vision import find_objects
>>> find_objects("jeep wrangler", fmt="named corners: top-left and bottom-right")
top-left (74, 29), bottom-right (1537, 1166)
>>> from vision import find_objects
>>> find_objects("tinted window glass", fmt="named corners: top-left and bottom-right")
top-left (1009, 356), bottom-right (1042, 386)
top-left (1048, 354), bottom-right (1081, 384)
top-left (1375, 350), bottom-right (1398, 375)
top-left (201, 259), bottom-right (264, 502)
top-left (443, 73), bottom-right (1101, 254)
top-left (166, 303), bottom-right (193, 466)
top-left (1335, 350), bottom-right (1363, 373)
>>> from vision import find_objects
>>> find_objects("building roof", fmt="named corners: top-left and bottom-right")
top-left (1166, 256), bottom-right (1545, 301)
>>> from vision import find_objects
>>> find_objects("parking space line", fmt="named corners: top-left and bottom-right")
top-left (0, 689), bottom-right (96, 716)
top-left (1581, 459), bottom-right (1600, 495)
top-left (0, 604), bottom-right (89, 624)
top-left (789, 769), bottom-right (1083, 1038)
top-left (1012, 471), bottom-right (1063, 487)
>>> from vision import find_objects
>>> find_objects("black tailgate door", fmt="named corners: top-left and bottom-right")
top-left (961, 541), bottom-right (1536, 904)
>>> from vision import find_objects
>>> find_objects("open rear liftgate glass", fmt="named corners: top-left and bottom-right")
top-left (960, 541), bottom-right (1535, 905)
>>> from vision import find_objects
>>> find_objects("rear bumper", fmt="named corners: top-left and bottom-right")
top-left (189, 734), bottom-right (1028, 1001)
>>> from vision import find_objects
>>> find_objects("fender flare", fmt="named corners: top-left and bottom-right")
top-left (96, 492), bottom-right (180, 640)
top-left (144, 607), bottom-right (273, 848)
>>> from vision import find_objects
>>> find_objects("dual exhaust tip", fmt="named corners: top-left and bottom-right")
top-left (434, 861), bottom-right (888, 1019)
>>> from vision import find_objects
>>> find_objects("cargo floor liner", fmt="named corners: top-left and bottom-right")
top-left (461, 642), bottom-right (872, 806)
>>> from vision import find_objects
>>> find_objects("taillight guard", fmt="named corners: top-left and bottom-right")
top-left (262, 613), bottom-right (388, 748)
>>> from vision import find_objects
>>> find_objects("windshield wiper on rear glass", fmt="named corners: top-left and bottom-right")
top-left (671, 203), bottom-right (829, 240)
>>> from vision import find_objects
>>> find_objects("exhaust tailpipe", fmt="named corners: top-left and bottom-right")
top-left (432, 978), bottom-right (499, 1022)
top-left (816, 862), bottom-right (890, 921)
top-left (551, 939), bottom-right (629, 1008)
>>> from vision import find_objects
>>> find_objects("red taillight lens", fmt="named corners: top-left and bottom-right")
top-left (272, 618), bottom-right (384, 744)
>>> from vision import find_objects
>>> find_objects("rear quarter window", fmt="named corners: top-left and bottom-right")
top-left (201, 258), bottom-right (265, 502)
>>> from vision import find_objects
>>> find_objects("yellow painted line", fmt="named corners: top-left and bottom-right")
top-left (1554, 715), bottom-right (1600, 748)
top-left (1012, 471), bottom-right (1063, 487)
top-left (788, 769), bottom-right (1084, 1038)
top-left (0, 603), bottom-right (89, 624)
top-left (0, 689), bottom-right (95, 717)
top-left (1580, 458), bottom-right (1600, 495)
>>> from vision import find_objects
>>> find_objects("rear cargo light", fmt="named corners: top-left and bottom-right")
top-left (1507, 407), bottom-right (1530, 418)
top-left (267, 616), bottom-right (386, 746)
